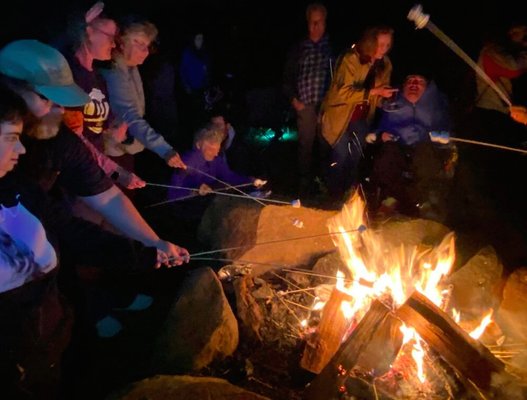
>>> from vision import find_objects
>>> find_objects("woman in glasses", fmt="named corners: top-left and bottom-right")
top-left (64, 2), bottom-right (145, 190)
top-left (100, 15), bottom-right (186, 171)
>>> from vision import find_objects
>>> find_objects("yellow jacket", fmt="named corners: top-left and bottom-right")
top-left (320, 49), bottom-right (392, 146)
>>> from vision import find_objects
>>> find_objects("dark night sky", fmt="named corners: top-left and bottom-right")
top-left (2, 0), bottom-right (526, 96)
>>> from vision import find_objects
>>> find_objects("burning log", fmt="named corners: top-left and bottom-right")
top-left (300, 287), bottom-right (354, 373)
top-left (396, 290), bottom-right (504, 390)
top-left (304, 300), bottom-right (403, 400)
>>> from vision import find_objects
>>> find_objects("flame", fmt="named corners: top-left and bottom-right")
top-left (452, 308), bottom-right (461, 323)
top-left (326, 192), bottom-right (456, 325)
top-left (469, 309), bottom-right (493, 339)
top-left (312, 300), bottom-right (325, 311)
top-left (400, 324), bottom-right (426, 383)
top-left (316, 192), bottom-right (457, 384)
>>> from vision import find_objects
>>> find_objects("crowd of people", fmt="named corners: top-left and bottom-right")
top-left (1, 1), bottom-right (527, 398)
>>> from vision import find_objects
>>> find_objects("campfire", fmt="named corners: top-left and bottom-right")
top-left (210, 191), bottom-right (525, 399)
top-left (124, 193), bottom-right (527, 399)
top-left (291, 192), bottom-right (514, 399)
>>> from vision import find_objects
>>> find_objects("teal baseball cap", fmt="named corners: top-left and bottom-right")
top-left (0, 40), bottom-right (89, 107)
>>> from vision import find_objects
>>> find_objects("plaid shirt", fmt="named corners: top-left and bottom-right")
top-left (297, 35), bottom-right (332, 105)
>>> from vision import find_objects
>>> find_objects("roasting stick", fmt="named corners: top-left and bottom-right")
top-left (145, 182), bottom-right (256, 208)
top-left (186, 226), bottom-right (366, 258)
top-left (450, 137), bottom-right (527, 155)
top-left (408, 4), bottom-right (512, 107)
top-left (186, 165), bottom-right (268, 206)
top-left (145, 182), bottom-right (295, 208)
top-left (190, 257), bottom-right (358, 286)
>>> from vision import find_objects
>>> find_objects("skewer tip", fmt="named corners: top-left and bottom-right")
top-left (291, 199), bottom-right (301, 208)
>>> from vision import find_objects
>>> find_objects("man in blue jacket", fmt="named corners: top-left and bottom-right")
top-left (367, 74), bottom-right (453, 216)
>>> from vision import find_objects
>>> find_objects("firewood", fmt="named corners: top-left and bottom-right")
top-left (304, 300), bottom-right (402, 400)
top-left (396, 290), bottom-right (504, 390)
top-left (300, 287), bottom-right (354, 373)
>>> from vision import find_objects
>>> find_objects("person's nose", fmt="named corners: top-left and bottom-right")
top-left (52, 105), bottom-right (65, 115)
top-left (16, 140), bottom-right (26, 154)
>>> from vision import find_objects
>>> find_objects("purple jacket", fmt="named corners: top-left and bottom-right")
top-left (168, 148), bottom-right (252, 200)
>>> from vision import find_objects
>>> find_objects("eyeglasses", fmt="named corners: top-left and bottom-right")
top-left (90, 25), bottom-right (116, 42)
top-left (129, 38), bottom-right (151, 52)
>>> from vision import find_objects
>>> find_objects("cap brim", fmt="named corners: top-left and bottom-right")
top-left (35, 84), bottom-right (90, 107)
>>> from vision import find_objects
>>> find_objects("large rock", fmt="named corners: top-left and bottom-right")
top-left (152, 268), bottom-right (239, 372)
top-left (310, 251), bottom-right (345, 286)
top-left (445, 246), bottom-right (503, 317)
top-left (198, 197), bottom-right (261, 260)
top-left (376, 218), bottom-right (450, 248)
top-left (108, 375), bottom-right (270, 400)
top-left (497, 268), bottom-right (527, 342)
top-left (237, 205), bottom-right (337, 275)
top-left (198, 197), bottom-right (338, 275)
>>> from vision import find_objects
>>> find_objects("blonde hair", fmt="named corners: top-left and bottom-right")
top-left (120, 19), bottom-right (158, 42)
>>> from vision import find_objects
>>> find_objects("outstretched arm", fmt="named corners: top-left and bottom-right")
top-left (80, 185), bottom-right (189, 264)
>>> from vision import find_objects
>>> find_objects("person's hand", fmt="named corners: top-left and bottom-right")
top-left (107, 122), bottom-right (128, 143)
top-left (372, 86), bottom-right (398, 99)
top-left (198, 183), bottom-right (213, 196)
top-left (164, 150), bottom-right (186, 169)
top-left (429, 131), bottom-right (450, 144)
top-left (510, 105), bottom-right (527, 125)
top-left (253, 178), bottom-right (267, 188)
top-left (155, 240), bottom-right (190, 268)
top-left (381, 132), bottom-right (398, 142)
top-left (365, 133), bottom-right (377, 144)
top-left (117, 171), bottom-right (146, 190)
top-left (292, 97), bottom-right (306, 112)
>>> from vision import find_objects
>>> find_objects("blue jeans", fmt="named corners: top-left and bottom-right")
top-left (327, 119), bottom-right (368, 198)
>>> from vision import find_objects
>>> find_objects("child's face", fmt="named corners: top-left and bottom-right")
top-left (0, 120), bottom-right (25, 178)
top-left (199, 139), bottom-right (221, 161)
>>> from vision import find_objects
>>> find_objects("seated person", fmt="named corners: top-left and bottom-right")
top-left (210, 111), bottom-right (236, 154)
top-left (168, 123), bottom-right (264, 205)
top-left (367, 74), bottom-right (453, 216)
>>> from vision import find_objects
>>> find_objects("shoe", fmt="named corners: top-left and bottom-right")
top-left (95, 315), bottom-right (123, 338)
top-left (115, 294), bottom-right (153, 312)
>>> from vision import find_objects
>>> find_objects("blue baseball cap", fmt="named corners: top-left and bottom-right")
top-left (0, 40), bottom-right (89, 107)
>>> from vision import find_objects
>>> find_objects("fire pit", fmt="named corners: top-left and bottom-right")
top-left (213, 192), bottom-right (527, 399)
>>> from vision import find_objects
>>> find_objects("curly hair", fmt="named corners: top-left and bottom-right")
top-left (193, 123), bottom-right (226, 147)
